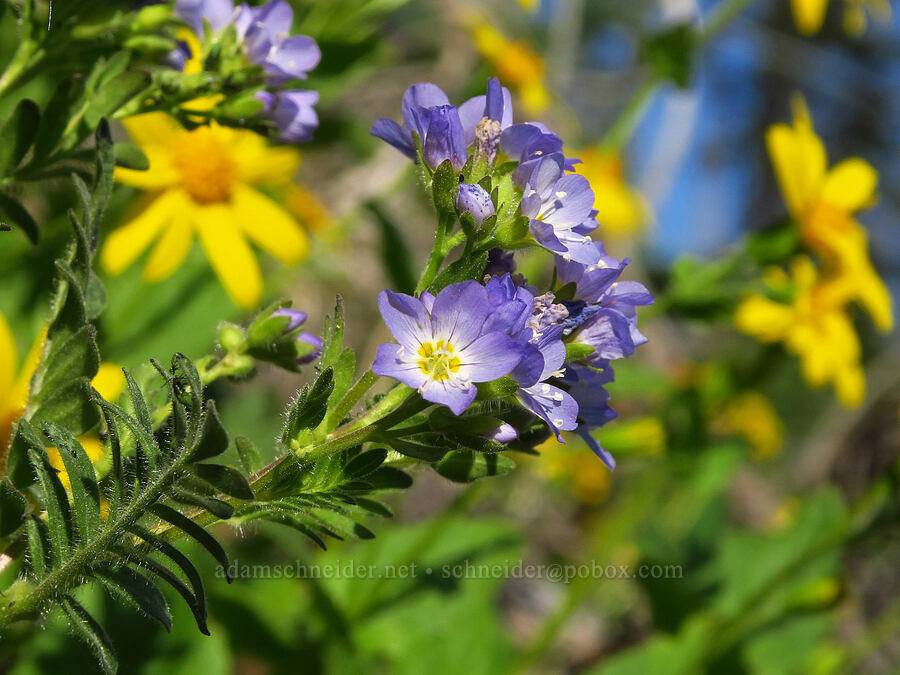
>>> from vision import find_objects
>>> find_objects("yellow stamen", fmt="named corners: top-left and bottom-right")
top-left (417, 340), bottom-right (462, 381)
top-left (170, 127), bottom-right (236, 204)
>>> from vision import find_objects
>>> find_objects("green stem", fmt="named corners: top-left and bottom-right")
top-left (322, 368), bottom-right (379, 431)
top-left (415, 212), bottom-right (454, 294)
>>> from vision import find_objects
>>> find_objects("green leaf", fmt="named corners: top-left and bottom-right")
top-left (96, 397), bottom-right (160, 474)
top-left (431, 159), bottom-right (458, 214)
top-left (190, 399), bottom-right (229, 461)
top-left (645, 23), bottom-right (695, 88)
top-left (150, 503), bottom-right (232, 582)
top-left (30, 325), bottom-right (99, 406)
top-left (84, 71), bottom-right (150, 128)
top-left (430, 250), bottom-right (489, 292)
top-left (493, 215), bottom-right (530, 246)
top-left (319, 297), bottom-right (344, 370)
top-left (172, 490), bottom-right (235, 520)
top-left (0, 477), bottom-right (26, 537)
top-left (34, 75), bottom-right (86, 159)
top-left (389, 437), bottom-right (448, 462)
top-left (43, 422), bottom-right (101, 542)
top-left (129, 525), bottom-right (209, 634)
top-left (113, 142), bottom-right (149, 170)
top-left (115, 546), bottom-right (208, 635)
top-left (26, 447), bottom-right (73, 563)
top-left (25, 517), bottom-right (51, 580)
top-left (0, 98), bottom-right (40, 176)
top-left (93, 564), bottom-right (172, 632)
top-left (475, 375), bottom-right (519, 400)
top-left (193, 463), bottom-right (254, 500)
top-left (282, 367), bottom-right (335, 444)
top-left (344, 448), bottom-right (387, 478)
top-left (366, 466), bottom-right (413, 491)
top-left (61, 596), bottom-right (118, 675)
top-left (565, 343), bottom-right (595, 362)
top-left (0, 192), bottom-right (38, 243)
top-left (435, 450), bottom-right (516, 483)
top-left (234, 435), bottom-right (263, 473)
top-left (554, 281), bottom-right (577, 301)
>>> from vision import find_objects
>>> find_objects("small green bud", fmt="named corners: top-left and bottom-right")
top-left (123, 35), bottom-right (178, 54)
top-left (130, 5), bottom-right (172, 31)
top-left (217, 322), bottom-right (245, 353)
top-left (224, 354), bottom-right (255, 377)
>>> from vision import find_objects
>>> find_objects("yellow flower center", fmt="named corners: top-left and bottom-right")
top-left (171, 127), bottom-right (236, 204)
top-left (417, 340), bottom-right (462, 381)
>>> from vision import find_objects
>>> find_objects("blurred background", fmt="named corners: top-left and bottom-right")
top-left (1, 0), bottom-right (899, 672)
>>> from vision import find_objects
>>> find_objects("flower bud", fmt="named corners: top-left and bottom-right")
top-left (130, 5), bottom-right (172, 32)
top-left (456, 183), bottom-right (494, 227)
top-left (217, 322), bottom-right (245, 353)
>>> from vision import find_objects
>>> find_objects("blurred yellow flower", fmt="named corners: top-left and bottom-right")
top-left (467, 22), bottom-right (550, 116)
top-left (573, 148), bottom-right (650, 238)
top-left (736, 256), bottom-right (865, 408)
top-left (791, 0), bottom-right (891, 36)
top-left (766, 95), bottom-right (892, 332)
top-left (102, 113), bottom-right (307, 310)
top-left (0, 314), bottom-right (44, 450)
top-left (713, 391), bottom-right (784, 459)
top-left (285, 184), bottom-right (332, 233)
top-left (0, 314), bottom-right (124, 486)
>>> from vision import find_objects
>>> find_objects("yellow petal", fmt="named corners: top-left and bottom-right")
top-left (11, 327), bottom-right (46, 413)
top-left (735, 296), bottom-right (794, 341)
top-left (766, 100), bottom-right (827, 218)
top-left (791, 0), bottom-right (829, 34)
top-left (0, 313), bottom-right (17, 410)
top-left (232, 132), bottom-right (301, 186)
top-left (233, 185), bottom-right (308, 265)
top-left (115, 145), bottom-right (179, 190)
top-left (101, 189), bottom-right (186, 275)
top-left (92, 363), bottom-right (126, 402)
top-left (854, 261), bottom-right (894, 332)
top-left (121, 113), bottom-right (182, 149)
top-left (194, 203), bottom-right (263, 310)
top-left (835, 363), bottom-right (865, 408)
top-left (821, 158), bottom-right (877, 212)
top-left (144, 210), bottom-right (195, 281)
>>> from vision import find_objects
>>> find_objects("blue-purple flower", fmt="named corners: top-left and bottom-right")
top-left (175, 0), bottom-right (235, 34)
top-left (256, 90), bottom-right (319, 142)
top-left (483, 275), bottom-right (578, 441)
top-left (521, 157), bottom-right (602, 265)
top-left (235, 1), bottom-right (321, 84)
top-left (371, 79), bottom-right (513, 171)
top-left (500, 122), bottom-right (581, 187)
top-left (561, 363), bottom-right (618, 469)
top-left (555, 244), bottom-right (654, 364)
top-left (456, 183), bottom-right (495, 227)
top-left (271, 308), bottom-right (322, 364)
top-left (373, 282), bottom-right (525, 415)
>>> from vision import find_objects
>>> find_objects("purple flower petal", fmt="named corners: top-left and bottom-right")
top-left (430, 281), bottom-right (490, 348)
top-left (175, 0), bottom-right (235, 34)
top-left (371, 118), bottom-right (415, 158)
top-left (456, 183), bottom-right (495, 227)
top-left (264, 34), bottom-right (321, 84)
top-left (272, 307), bottom-right (307, 331)
top-left (482, 422), bottom-right (518, 443)
top-left (418, 378), bottom-right (477, 416)
top-left (518, 383), bottom-right (578, 441)
top-left (401, 83), bottom-right (450, 132)
top-left (296, 332), bottom-right (323, 364)
top-left (578, 429), bottom-right (616, 470)
top-left (372, 343), bottom-right (428, 390)
top-left (458, 331), bottom-right (524, 382)
top-left (377, 290), bottom-right (431, 348)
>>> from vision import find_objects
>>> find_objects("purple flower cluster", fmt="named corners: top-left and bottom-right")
top-left (173, 0), bottom-right (320, 143)
top-left (374, 268), bottom-right (651, 468)
top-left (369, 76), bottom-right (653, 469)
top-left (371, 79), bottom-right (512, 170)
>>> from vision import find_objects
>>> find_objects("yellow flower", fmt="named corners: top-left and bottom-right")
top-left (0, 314), bottom-right (44, 451)
top-left (766, 95), bottom-right (892, 332)
top-left (102, 113), bottom-right (308, 310)
top-left (537, 435), bottom-right (611, 505)
top-left (735, 256), bottom-right (865, 407)
top-left (790, 0), bottom-right (891, 36)
top-left (0, 314), bottom-right (125, 485)
top-left (572, 147), bottom-right (650, 238)
top-left (466, 22), bottom-right (551, 116)
top-left (285, 184), bottom-right (332, 233)
top-left (713, 391), bottom-right (784, 459)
